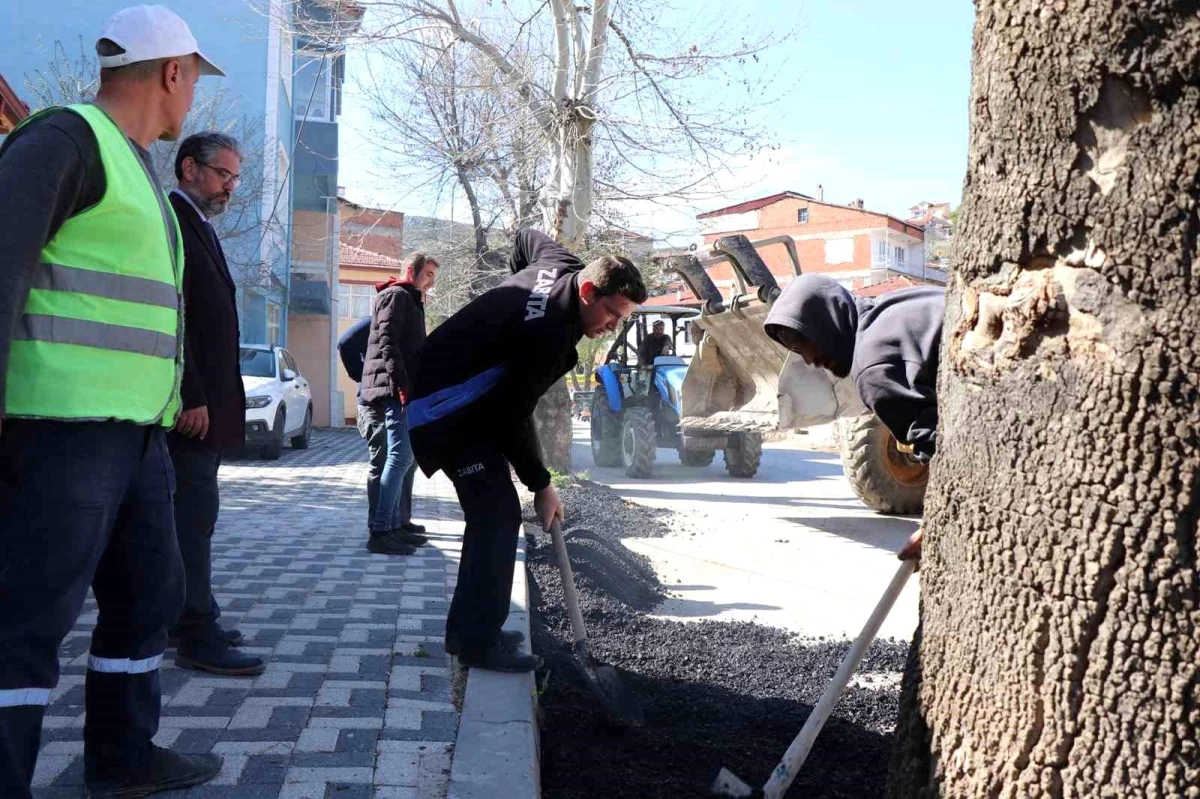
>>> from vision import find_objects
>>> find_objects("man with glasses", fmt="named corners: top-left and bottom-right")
top-left (165, 132), bottom-right (265, 676)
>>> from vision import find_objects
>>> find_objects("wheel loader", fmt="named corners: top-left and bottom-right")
top-left (648, 234), bottom-right (929, 514)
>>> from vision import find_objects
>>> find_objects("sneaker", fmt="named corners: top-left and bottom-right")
top-left (446, 629), bottom-right (525, 656)
top-left (459, 641), bottom-right (543, 673)
top-left (401, 521), bottom-right (427, 535)
top-left (367, 531), bottom-right (417, 556)
top-left (85, 747), bottom-right (222, 798)
top-left (176, 637), bottom-right (265, 677)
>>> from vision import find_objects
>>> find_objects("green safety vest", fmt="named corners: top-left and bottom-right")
top-left (2, 103), bottom-right (185, 426)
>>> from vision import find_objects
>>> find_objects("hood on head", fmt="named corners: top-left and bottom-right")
top-left (764, 274), bottom-right (859, 370)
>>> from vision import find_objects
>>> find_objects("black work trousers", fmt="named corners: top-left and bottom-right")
top-left (445, 452), bottom-right (521, 658)
top-left (0, 420), bottom-right (184, 799)
top-left (165, 437), bottom-right (223, 641)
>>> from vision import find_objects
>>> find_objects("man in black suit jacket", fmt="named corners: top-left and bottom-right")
top-left (167, 133), bottom-right (264, 676)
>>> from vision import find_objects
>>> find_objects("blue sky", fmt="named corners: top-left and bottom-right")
top-left (337, 0), bottom-right (976, 242)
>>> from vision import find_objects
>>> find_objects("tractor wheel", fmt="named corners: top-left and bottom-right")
top-left (590, 391), bottom-right (622, 467)
top-left (679, 448), bottom-right (716, 467)
top-left (621, 408), bottom-right (657, 478)
top-left (835, 413), bottom-right (928, 515)
top-left (723, 432), bottom-right (763, 478)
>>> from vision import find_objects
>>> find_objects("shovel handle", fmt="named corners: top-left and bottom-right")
top-left (548, 520), bottom-right (589, 647)
top-left (762, 559), bottom-right (916, 799)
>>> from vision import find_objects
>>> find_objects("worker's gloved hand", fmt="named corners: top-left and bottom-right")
top-left (534, 484), bottom-right (565, 532)
top-left (897, 529), bottom-right (923, 568)
top-left (398, 389), bottom-right (408, 406)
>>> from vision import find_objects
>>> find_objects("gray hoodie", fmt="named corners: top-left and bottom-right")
top-left (765, 275), bottom-right (944, 460)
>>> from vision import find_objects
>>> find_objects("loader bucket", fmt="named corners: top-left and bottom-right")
top-left (665, 234), bottom-right (863, 435)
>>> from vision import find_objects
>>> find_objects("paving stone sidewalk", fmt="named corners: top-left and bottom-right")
top-left (33, 429), bottom-right (464, 799)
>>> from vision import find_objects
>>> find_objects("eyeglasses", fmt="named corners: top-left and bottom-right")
top-left (196, 161), bottom-right (241, 188)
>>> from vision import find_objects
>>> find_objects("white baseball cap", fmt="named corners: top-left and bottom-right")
top-left (97, 5), bottom-right (225, 77)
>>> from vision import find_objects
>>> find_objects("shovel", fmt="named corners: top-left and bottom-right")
top-left (547, 519), bottom-right (645, 726)
top-left (712, 560), bottom-right (916, 799)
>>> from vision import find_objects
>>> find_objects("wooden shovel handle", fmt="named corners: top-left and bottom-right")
top-left (763, 560), bottom-right (917, 799)
top-left (548, 520), bottom-right (589, 646)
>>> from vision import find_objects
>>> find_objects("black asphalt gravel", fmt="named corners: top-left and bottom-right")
top-left (524, 484), bottom-right (910, 798)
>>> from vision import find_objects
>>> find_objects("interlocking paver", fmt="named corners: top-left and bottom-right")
top-left (33, 430), bottom-right (459, 798)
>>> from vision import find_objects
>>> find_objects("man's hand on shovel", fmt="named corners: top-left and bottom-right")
top-left (535, 484), bottom-right (565, 531)
top-left (898, 528), bottom-right (923, 568)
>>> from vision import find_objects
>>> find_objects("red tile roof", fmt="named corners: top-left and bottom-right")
top-left (696, 191), bottom-right (813, 220)
top-left (853, 275), bottom-right (934, 298)
top-left (340, 242), bottom-right (400, 269)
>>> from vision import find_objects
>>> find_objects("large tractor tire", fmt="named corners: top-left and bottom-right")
top-left (679, 448), bottom-right (716, 467)
top-left (590, 391), bottom-right (622, 467)
top-left (835, 413), bottom-right (928, 515)
top-left (621, 407), bottom-right (657, 478)
top-left (723, 432), bottom-right (763, 478)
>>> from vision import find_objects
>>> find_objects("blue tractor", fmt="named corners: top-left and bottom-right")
top-left (590, 306), bottom-right (762, 478)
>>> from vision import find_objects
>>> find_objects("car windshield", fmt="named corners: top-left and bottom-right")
top-left (240, 349), bottom-right (276, 378)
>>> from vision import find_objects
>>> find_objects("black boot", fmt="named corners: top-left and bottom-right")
top-left (85, 747), bottom-right (222, 798)
top-left (169, 626), bottom-right (242, 649)
top-left (446, 629), bottom-right (524, 655)
top-left (367, 530), bottom-right (417, 555)
top-left (459, 640), bottom-right (542, 673)
top-left (176, 633), bottom-right (265, 676)
top-left (401, 521), bottom-right (427, 535)
top-left (393, 526), bottom-right (428, 546)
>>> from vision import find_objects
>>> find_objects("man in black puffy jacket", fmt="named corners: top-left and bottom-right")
top-left (360, 254), bottom-right (438, 555)
top-left (764, 274), bottom-right (944, 560)
top-left (409, 229), bottom-right (647, 672)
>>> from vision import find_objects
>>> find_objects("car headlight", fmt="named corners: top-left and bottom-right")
top-left (246, 395), bottom-right (273, 409)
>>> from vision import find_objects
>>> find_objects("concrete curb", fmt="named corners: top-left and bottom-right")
top-left (447, 529), bottom-right (540, 799)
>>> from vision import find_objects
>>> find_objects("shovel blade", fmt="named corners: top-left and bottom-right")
top-left (711, 767), bottom-right (756, 797)
top-left (574, 653), bottom-right (645, 726)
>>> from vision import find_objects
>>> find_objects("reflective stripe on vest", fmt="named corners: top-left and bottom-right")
top-left (1, 104), bottom-right (184, 425)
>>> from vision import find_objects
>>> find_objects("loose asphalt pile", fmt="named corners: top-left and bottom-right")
top-left (523, 483), bottom-right (910, 799)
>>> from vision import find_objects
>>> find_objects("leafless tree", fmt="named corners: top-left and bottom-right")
top-left (23, 37), bottom-right (287, 295)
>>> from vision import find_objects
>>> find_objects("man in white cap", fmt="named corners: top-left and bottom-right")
top-left (0, 7), bottom-right (226, 797)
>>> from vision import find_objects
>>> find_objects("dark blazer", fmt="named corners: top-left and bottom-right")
top-left (169, 191), bottom-right (246, 451)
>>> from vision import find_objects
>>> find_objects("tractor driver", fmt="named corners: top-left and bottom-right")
top-left (763, 274), bottom-right (945, 561)
top-left (637, 319), bottom-right (673, 366)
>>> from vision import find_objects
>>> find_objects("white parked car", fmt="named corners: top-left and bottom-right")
top-left (240, 345), bottom-right (313, 459)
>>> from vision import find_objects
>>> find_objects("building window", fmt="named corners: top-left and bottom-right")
top-left (825, 237), bottom-right (854, 265)
top-left (293, 51), bottom-right (332, 121)
top-left (877, 241), bottom-right (887, 260)
top-left (797, 208), bottom-right (809, 224)
top-left (338, 283), bottom-right (375, 320)
top-left (895, 246), bottom-right (906, 264)
top-left (267, 303), bottom-right (282, 346)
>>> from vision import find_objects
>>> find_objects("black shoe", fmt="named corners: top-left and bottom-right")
top-left (446, 629), bottom-right (525, 656)
top-left (392, 527), bottom-right (428, 547)
top-left (459, 641), bottom-right (543, 673)
top-left (367, 531), bottom-right (417, 555)
top-left (85, 747), bottom-right (222, 798)
top-left (176, 637), bottom-right (265, 677)
top-left (168, 626), bottom-right (242, 649)
top-left (401, 521), bottom-right (427, 535)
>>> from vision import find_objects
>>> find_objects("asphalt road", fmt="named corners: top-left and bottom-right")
top-left (569, 421), bottom-right (921, 641)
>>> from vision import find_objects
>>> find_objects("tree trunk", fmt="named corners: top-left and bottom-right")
top-left (534, 380), bottom-right (573, 475)
top-left (889, 3), bottom-right (1199, 797)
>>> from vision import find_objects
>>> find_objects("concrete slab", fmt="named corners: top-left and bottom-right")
top-left (447, 534), bottom-right (539, 799)
top-left (570, 423), bottom-right (921, 640)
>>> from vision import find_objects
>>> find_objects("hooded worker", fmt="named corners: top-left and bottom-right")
top-left (764, 274), bottom-right (945, 559)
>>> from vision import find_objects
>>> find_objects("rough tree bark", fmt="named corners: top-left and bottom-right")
top-left (889, 2), bottom-right (1199, 797)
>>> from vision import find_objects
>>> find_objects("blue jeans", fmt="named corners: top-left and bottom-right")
top-left (370, 398), bottom-right (415, 534)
